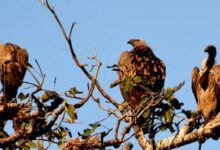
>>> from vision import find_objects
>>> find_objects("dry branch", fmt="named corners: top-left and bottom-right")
top-left (44, 0), bottom-right (120, 110)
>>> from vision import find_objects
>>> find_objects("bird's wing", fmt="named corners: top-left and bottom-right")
top-left (155, 58), bottom-right (166, 89)
top-left (118, 51), bottom-right (135, 94)
top-left (143, 56), bottom-right (166, 92)
top-left (118, 51), bottom-right (134, 80)
top-left (192, 67), bottom-right (200, 103)
top-left (212, 65), bottom-right (220, 86)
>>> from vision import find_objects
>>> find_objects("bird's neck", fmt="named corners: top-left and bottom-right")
top-left (206, 53), bottom-right (216, 69)
top-left (132, 46), bottom-right (153, 56)
top-left (199, 52), bottom-right (216, 90)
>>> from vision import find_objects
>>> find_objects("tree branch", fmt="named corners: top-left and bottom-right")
top-left (43, 0), bottom-right (120, 110)
top-left (156, 113), bottom-right (220, 150)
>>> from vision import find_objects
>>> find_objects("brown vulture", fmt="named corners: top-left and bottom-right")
top-left (192, 45), bottom-right (220, 123)
top-left (118, 39), bottom-right (166, 109)
top-left (0, 43), bottom-right (29, 103)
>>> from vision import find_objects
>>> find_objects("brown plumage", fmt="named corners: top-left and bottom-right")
top-left (0, 43), bottom-right (29, 102)
top-left (118, 39), bottom-right (166, 109)
top-left (192, 45), bottom-right (220, 123)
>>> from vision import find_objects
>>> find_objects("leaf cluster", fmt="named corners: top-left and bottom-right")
top-left (138, 87), bottom-right (184, 139)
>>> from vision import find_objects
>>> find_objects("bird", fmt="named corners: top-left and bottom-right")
top-left (0, 43), bottom-right (30, 103)
top-left (192, 45), bottom-right (220, 124)
top-left (118, 39), bottom-right (166, 110)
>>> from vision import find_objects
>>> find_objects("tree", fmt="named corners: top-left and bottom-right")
top-left (0, 0), bottom-right (220, 149)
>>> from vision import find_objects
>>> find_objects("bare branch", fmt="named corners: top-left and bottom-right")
top-left (35, 59), bottom-right (44, 77)
top-left (43, 0), bottom-right (119, 110)
top-left (132, 124), bottom-right (154, 150)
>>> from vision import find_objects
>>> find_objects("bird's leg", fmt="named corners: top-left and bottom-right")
top-left (194, 111), bottom-right (202, 129)
top-left (194, 111), bottom-right (206, 150)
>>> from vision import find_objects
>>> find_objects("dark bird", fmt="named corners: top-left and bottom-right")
top-left (192, 45), bottom-right (220, 124)
top-left (0, 43), bottom-right (29, 103)
top-left (118, 39), bottom-right (166, 109)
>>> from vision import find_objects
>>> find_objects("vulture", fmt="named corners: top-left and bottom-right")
top-left (118, 39), bottom-right (166, 109)
top-left (0, 43), bottom-right (29, 103)
top-left (192, 45), bottom-right (220, 123)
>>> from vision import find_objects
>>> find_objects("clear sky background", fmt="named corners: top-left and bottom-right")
top-left (1, 0), bottom-right (220, 149)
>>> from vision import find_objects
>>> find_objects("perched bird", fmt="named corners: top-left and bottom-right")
top-left (0, 43), bottom-right (29, 103)
top-left (192, 45), bottom-right (220, 123)
top-left (118, 39), bottom-right (166, 109)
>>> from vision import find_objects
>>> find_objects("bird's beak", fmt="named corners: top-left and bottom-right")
top-left (127, 39), bottom-right (136, 45)
top-left (127, 39), bottom-right (132, 44)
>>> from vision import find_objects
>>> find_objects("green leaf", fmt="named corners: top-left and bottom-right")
top-left (65, 103), bottom-right (77, 123)
top-left (89, 123), bottom-right (101, 129)
top-left (18, 92), bottom-right (29, 101)
top-left (21, 146), bottom-right (30, 150)
top-left (26, 141), bottom-right (37, 148)
top-left (119, 101), bottom-right (128, 112)
top-left (134, 76), bottom-right (142, 83)
top-left (142, 108), bottom-right (151, 119)
top-left (41, 91), bottom-right (57, 102)
top-left (69, 87), bottom-right (83, 95)
top-left (84, 129), bottom-right (93, 137)
top-left (123, 77), bottom-right (132, 92)
top-left (78, 123), bottom-right (101, 139)
top-left (0, 131), bottom-right (7, 138)
top-left (163, 88), bottom-right (175, 101)
top-left (164, 108), bottom-right (173, 124)
top-left (45, 131), bottom-right (56, 141)
top-left (159, 125), bottom-right (167, 131)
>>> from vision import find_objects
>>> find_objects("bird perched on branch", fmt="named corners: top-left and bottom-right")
top-left (118, 39), bottom-right (166, 109)
top-left (0, 43), bottom-right (30, 103)
top-left (192, 45), bottom-right (220, 124)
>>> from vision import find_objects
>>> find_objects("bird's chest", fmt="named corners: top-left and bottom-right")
top-left (198, 73), bottom-right (217, 101)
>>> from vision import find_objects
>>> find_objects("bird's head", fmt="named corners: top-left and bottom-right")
top-left (204, 45), bottom-right (216, 58)
top-left (127, 39), bottom-right (147, 48)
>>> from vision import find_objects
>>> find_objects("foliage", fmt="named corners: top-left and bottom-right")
top-left (78, 123), bottom-right (101, 139)
top-left (136, 84), bottom-right (184, 139)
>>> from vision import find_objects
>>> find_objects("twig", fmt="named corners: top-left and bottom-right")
top-left (69, 22), bottom-right (76, 40)
top-left (92, 95), bottom-right (121, 119)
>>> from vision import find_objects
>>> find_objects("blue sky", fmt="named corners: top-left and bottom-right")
top-left (1, 0), bottom-right (220, 149)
